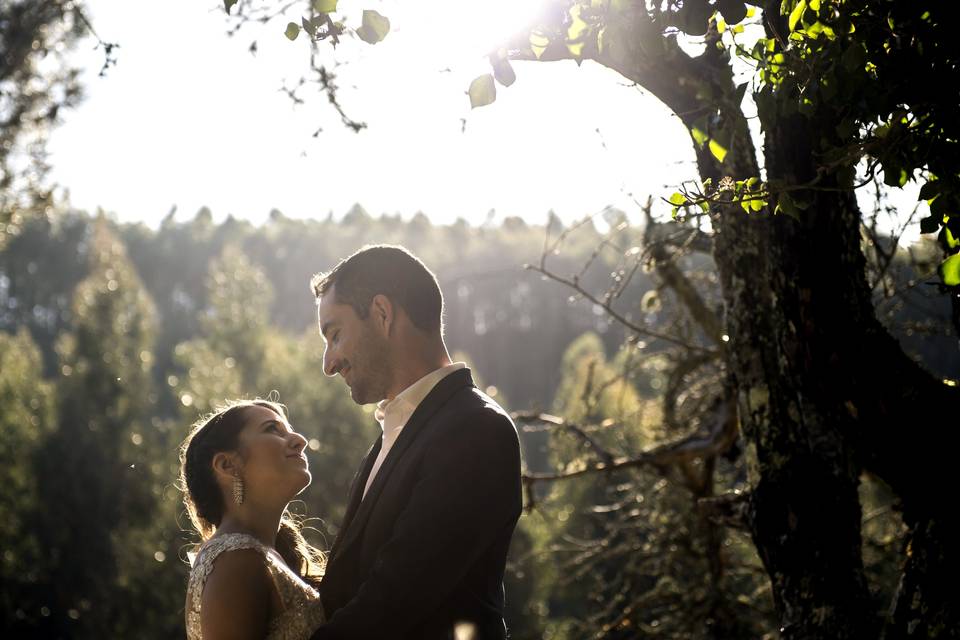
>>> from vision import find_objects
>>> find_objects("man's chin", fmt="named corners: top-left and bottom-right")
top-left (350, 385), bottom-right (383, 406)
top-left (349, 386), bottom-right (370, 405)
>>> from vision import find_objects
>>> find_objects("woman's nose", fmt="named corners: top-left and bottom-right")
top-left (289, 431), bottom-right (308, 453)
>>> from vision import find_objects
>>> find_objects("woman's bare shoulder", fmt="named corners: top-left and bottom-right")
top-left (200, 547), bottom-right (273, 640)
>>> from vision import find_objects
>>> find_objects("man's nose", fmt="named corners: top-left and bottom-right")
top-left (322, 348), bottom-right (339, 377)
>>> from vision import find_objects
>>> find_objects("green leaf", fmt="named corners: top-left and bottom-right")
top-left (313, 0), bottom-right (338, 12)
top-left (669, 192), bottom-right (687, 206)
top-left (708, 139), bottom-right (728, 163)
top-left (492, 58), bottom-right (516, 87)
top-left (224, 0), bottom-right (238, 13)
top-left (939, 253), bottom-right (960, 286)
top-left (930, 194), bottom-right (948, 217)
top-left (836, 118), bottom-right (857, 139)
top-left (468, 74), bottom-right (496, 109)
top-left (717, 0), bottom-right (748, 25)
top-left (919, 215), bottom-right (940, 234)
top-left (691, 127), bottom-right (709, 147)
top-left (284, 22), bottom-right (301, 41)
top-left (837, 164), bottom-right (856, 187)
top-left (679, 0), bottom-right (712, 36)
top-left (944, 226), bottom-right (960, 250)
top-left (842, 43), bottom-right (866, 72)
top-left (918, 180), bottom-right (941, 201)
top-left (357, 10), bottom-right (390, 44)
top-left (566, 3), bottom-right (589, 59)
top-left (530, 32), bottom-right (549, 59)
top-left (788, 0), bottom-right (807, 32)
top-left (777, 192), bottom-right (801, 219)
top-left (882, 164), bottom-right (908, 188)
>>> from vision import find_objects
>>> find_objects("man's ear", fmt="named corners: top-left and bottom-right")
top-left (370, 294), bottom-right (395, 336)
top-left (212, 451), bottom-right (241, 482)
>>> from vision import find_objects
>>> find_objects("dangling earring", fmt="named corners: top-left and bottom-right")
top-left (233, 475), bottom-right (245, 505)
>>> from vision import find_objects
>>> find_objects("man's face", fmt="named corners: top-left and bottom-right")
top-left (317, 286), bottom-right (391, 405)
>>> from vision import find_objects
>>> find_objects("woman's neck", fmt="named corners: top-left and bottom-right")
top-left (216, 501), bottom-right (285, 548)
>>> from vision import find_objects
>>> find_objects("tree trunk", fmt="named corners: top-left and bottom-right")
top-left (515, 1), bottom-right (960, 634)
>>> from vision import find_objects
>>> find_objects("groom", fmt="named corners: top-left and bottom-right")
top-left (309, 245), bottom-right (523, 640)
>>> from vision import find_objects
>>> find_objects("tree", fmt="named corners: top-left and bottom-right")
top-left (234, 0), bottom-right (960, 635)
top-left (519, 332), bottom-right (775, 639)
top-left (0, 328), bottom-right (56, 632)
top-left (24, 219), bottom-right (164, 636)
top-left (0, 1), bottom-right (109, 248)
top-left (502, 2), bottom-right (960, 637)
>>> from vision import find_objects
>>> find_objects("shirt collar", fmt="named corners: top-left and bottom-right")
top-left (374, 362), bottom-right (465, 431)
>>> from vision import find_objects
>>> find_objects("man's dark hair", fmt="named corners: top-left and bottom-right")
top-left (311, 245), bottom-right (444, 334)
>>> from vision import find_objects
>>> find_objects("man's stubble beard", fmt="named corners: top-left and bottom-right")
top-left (348, 330), bottom-right (393, 406)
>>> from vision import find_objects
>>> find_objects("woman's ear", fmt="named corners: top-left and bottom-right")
top-left (212, 451), bottom-right (240, 482)
top-left (370, 294), bottom-right (395, 336)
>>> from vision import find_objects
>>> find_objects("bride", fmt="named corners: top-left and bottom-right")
top-left (179, 399), bottom-right (326, 639)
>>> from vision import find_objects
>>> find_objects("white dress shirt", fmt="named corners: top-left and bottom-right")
top-left (361, 362), bottom-right (466, 499)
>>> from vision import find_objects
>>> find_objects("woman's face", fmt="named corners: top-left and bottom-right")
top-left (235, 405), bottom-right (311, 503)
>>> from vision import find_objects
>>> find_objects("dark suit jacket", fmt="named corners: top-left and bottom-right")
top-left (311, 368), bottom-right (523, 640)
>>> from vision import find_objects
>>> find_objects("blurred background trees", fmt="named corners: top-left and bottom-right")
top-left (0, 0), bottom-right (100, 248)
top-left (1, 203), bottom-right (954, 638)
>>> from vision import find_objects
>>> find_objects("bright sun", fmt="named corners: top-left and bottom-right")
top-left (373, 0), bottom-right (549, 68)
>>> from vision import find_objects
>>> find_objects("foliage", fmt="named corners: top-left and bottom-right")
top-left (517, 332), bottom-right (774, 638)
top-left (23, 221), bottom-right (166, 636)
top-left (0, 328), bottom-right (56, 624)
top-left (0, 1), bottom-right (102, 249)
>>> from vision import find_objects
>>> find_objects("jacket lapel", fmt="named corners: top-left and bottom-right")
top-left (328, 437), bottom-right (380, 562)
top-left (330, 368), bottom-right (474, 561)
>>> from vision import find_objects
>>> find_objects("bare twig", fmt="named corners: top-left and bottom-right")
top-left (525, 262), bottom-right (716, 354)
top-left (518, 399), bottom-right (737, 484)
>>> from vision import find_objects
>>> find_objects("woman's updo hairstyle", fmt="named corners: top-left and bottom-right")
top-left (179, 399), bottom-right (324, 584)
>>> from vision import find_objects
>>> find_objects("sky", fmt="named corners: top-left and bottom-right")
top-left (48, 0), bottom-right (923, 239)
top-left (48, 0), bottom-right (695, 228)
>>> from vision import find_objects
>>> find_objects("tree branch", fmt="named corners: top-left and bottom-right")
top-left (518, 398), bottom-right (737, 484)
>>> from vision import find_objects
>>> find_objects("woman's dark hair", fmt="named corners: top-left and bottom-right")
top-left (179, 399), bottom-right (324, 582)
top-left (310, 244), bottom-right (444, 334)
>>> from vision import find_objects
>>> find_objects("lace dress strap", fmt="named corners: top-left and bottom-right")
top-left (185, 533), bottom-right (271, 640)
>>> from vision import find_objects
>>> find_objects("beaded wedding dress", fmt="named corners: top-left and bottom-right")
top-left (185, 532), bottom-right (325, 640)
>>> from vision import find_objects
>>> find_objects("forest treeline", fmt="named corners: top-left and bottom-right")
top-left (0, 205), bottom-right (955, 638)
